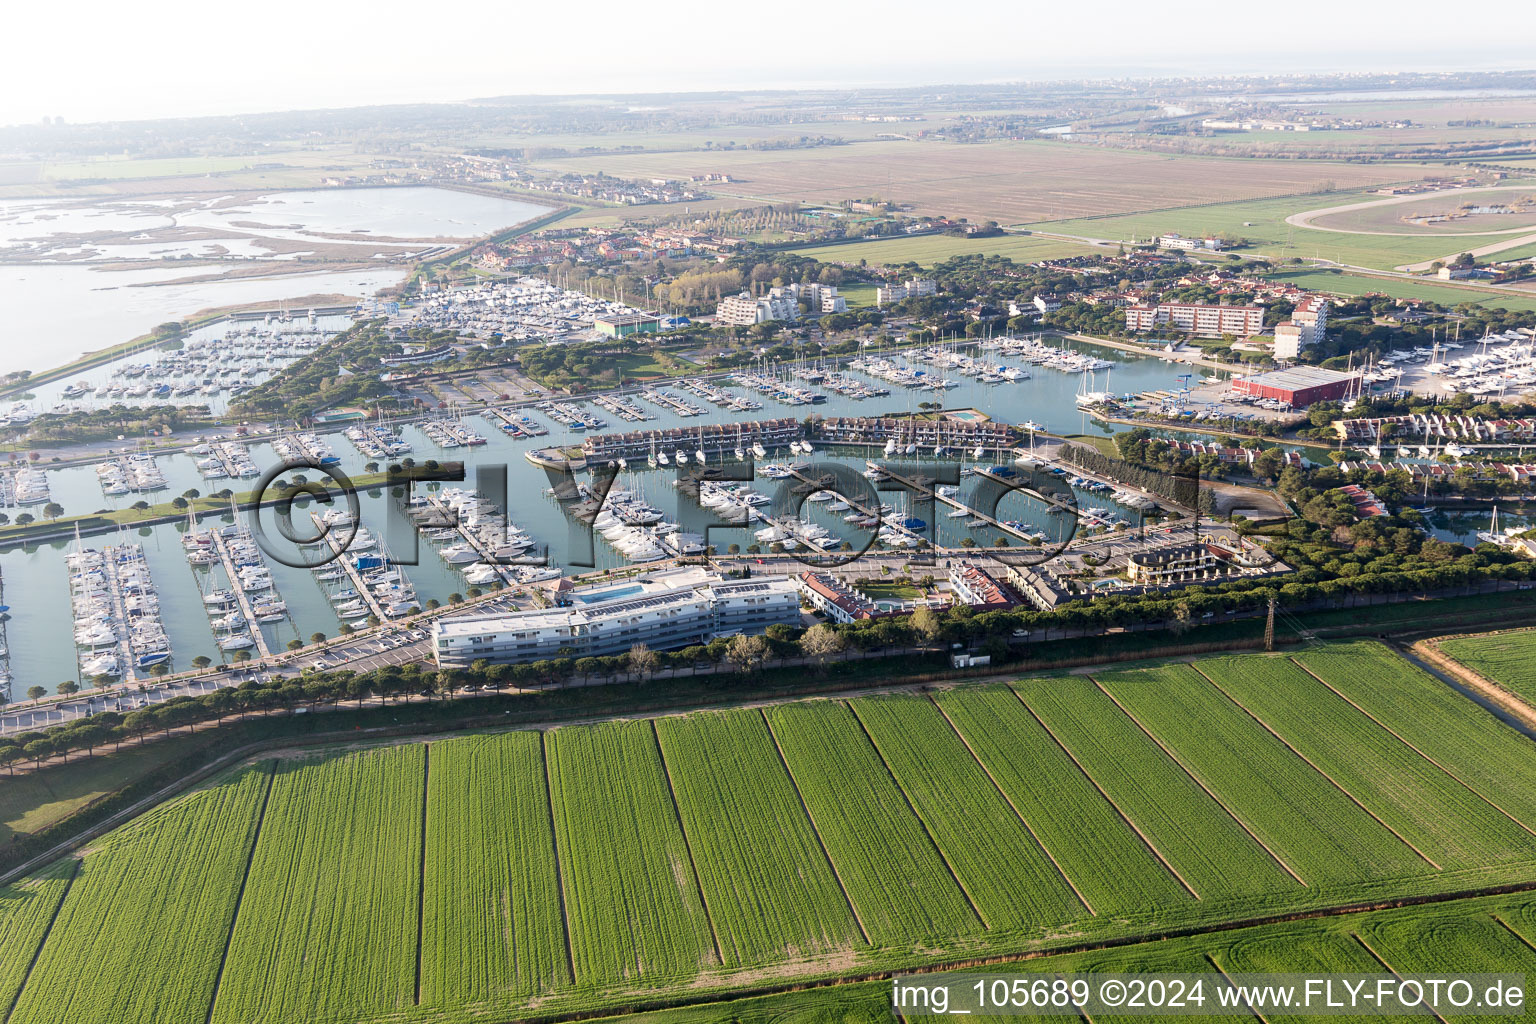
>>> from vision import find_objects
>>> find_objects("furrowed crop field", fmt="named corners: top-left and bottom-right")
top-left (1095, 665), bottom-right (1431, 886)
top-left (420, 733), bottom-right (570, 1006)
top-left (211, 746), bottom-right (425, 1024)
top-left (654, 710), bottom-right (863, 965)
top-left (544, 720), bottom-right (717, 985)
top-left (1439, 629), bottom-right (1536, 704)
top-left (538, 141), bottom-right (1436, 225)
top-left (589, 894), bottom-right (1536, 1024)
top-left (9, 765), bottom-right (269, 1024)
top-left (11, 641), bottom-right (1536, 1023)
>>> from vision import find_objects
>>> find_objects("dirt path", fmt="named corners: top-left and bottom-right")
top-left (1408, 635), bottom-right (1536, 735)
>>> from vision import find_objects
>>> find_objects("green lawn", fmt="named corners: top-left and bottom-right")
top-left (1261, 268), bottom-right (1536, 311)
top-left (838, 282), bottom-right (878, 307)
top-left (1031, 189), bottom-right (1526, 272)
top-left (787, 233), bottom-right (1107, 267)
top-left (0, 732), bottom-right (213, 844)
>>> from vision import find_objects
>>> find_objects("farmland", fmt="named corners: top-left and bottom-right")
top-left (544, 720), bottom-right (717, 985)
top-left (1095, 664), bottom-right (1432, 886)
top-left (654, 710), bottom-right (862, 965)
top-left (584, 893), bottom-right (1536, 1024)
top-left (787, 232), bottom-right (1107, 268)
top-left (761, 701), bottom-right (983, 945)
top-left (1439, 628), bottom-right (1536, 704)
top-left (537, 140), bottom-right (1440, 226)
top-left (8, 765), bottom-right (269, 1024)
top-left (7, 641), bottom-right (1536, 1021)
top-left (419, 733), bottom-right (570, 1006)
top-left (210, 747), bottom-right (425, 1024)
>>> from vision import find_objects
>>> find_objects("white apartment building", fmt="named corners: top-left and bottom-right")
top-left (875, 277), bottom-right (937, 306)
top-left (715, 289), bottom-right (800, 326)
top-left (786, 281), bottom-right (847, 314)
top-left (433, 567), bottom-right (800, 667)
top-left (1273, 296), bottom-right (1329, 361)
top-left (1125, 302), bottom-right (1265, 338)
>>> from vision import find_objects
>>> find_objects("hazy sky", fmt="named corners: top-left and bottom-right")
top-left (5, 0), bottom-right (1535, 125)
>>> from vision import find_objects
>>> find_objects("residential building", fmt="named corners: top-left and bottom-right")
top-left (947, 562), bottom-right (1018, 610)
top-left (1232, 366), bottom-right (1361, 407)
top-left (715, 290), bottom-right (799, 326)
top-left (1124, 302), bottom-right (1265, 338)
top-left (1002, 564), bottom-right (1076, 611)
top-left (1275, 295), bottom-right (1330, 360)
top-left (875, 277), bottom-right (936, 306)
top-left (432, 567), bottom-right (799, 667)
top-left (1033, 294), bottom-right (1062, 313)
top-left (796, 571), bottom-right (881, 623)
top-left (786, 282), bottom-right (847, 314)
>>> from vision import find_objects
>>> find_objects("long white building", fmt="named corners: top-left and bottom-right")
top-left (432, 567), bottom-right (800, 667)
top-left (1125, 302), bottom-right (1265, 338)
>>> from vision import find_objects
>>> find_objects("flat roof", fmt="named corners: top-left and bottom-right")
top-left (594, 312), bottom-right (663, 325)
top-left (1237, 366), bottom-right (1360, 390)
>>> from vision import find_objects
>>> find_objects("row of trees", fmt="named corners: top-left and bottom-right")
top-left (9, 538), bottom-right (1536, 780)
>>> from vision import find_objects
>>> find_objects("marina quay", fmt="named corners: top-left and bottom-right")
top-left (431, 566), bottom-right (799, 666)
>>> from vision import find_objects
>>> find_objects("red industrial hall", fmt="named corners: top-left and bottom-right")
top-left (1232, 366), bottom-right (1361, 407)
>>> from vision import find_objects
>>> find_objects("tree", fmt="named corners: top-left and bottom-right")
top-left (910, 606), bottom-right (942, 643)
top-left (26, 686), bottom-right (46, 702)
top-left (628, 642), bottom-right (660, 683)
top-left (726, 634), bottom-right (770, 675)
top-left (798, 623), bottom-right (846, 672)
top-left (42, 502), bottom-right (63, 520)
top-left (57, 680), bottom-right (79, 695)
top-left (310, 632), bottom-right (327, 645)
top-left (192, 655), bottom-right (212, 669)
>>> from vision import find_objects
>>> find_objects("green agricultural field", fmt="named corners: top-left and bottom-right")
top-left (1194, 655), bottom-right (1536, 871)
top-left (1014, 677), bottom-right (1300, 901)
top-left (1262, 269), bottom-right (1536, 312)
top-left (1293, 642), bottom-right (1536, 832)
top-left (848, 693), bottom-right (1084, 931)
top-left (1096, 665), bottom-right (1432, 887)
top-left (545, 720), bottom-right (717, 985)
top-left (598, 893), bottom-right (1536, 1024)
top-left (654, 710), bottom-right (863, 965)
top-left (762, 701), bottom-right (984, 945)
top-left (211, 748), bottom-right (425, 1024)
top-left (420, 734), bottom-right (571, 1006)
top-left (0, 863), bottom-right (73, 1015)
top-left (10, 765), bottom-right (269, 1024)
top-left (934, 685), bottom-right (1195, 917)
top-left (1439, 629), bottom-right (1536, 704)
top-left (787, 232), bottom-right (1106, 268)
top-left (10, 641), bottom-right (1536, 1023)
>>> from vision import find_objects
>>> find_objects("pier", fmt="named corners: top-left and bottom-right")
top-left (310, 514), bottom-right (389, 622)
top-left (210, 531), bottom-right (274, 659)
top-left (421, 493), bottom-right (522, 588)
